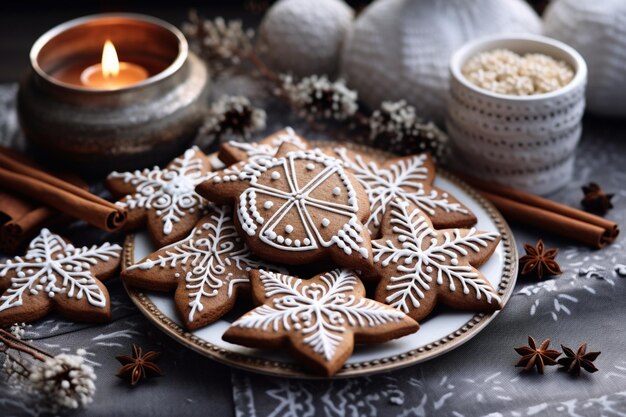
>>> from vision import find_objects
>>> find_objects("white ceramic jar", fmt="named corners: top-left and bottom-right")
top-left (446, 34), bottom-right (587, 195)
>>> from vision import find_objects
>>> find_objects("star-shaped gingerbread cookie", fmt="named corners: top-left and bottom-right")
top-left (107, 146), bottom-right (214, 248)
top-left (330, 147), bottom-right (476, 235)
top-left (196, 143), bottom-right (374, 271)
top-left (123, 205), bottom-right (277, 330)
top-left (224, 268), bottom-right (418, 376)
top-left (0, 228), bottom-right (121, 325)
top-left (218, 127), bottom-right (308, 166)
top-left (372, 199), bottom-right (502, 322)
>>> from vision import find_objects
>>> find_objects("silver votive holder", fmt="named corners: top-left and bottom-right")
top-left (18, 13), bottom-right (211, 175)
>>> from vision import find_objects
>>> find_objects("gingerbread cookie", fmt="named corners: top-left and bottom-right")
top-left (0, 228), bottom-right (121, 325)
top-left (223, 268), bottom-right (418, 376)
top-left (331, 147), bottom-right (476, 235)
top-left (218, 127), bottom-right (308, 166)
top-left (123, 205), bottom-right (278, 330)
top-left (107, 147), bottom-right (214, 248)
top-left (372, 199), bottom-right (502, 322)
top-left (196, 143), bottom-right (374, 270)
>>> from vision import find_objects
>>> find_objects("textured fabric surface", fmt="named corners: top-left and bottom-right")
top-left (1, 81), bottom-right (625, 417)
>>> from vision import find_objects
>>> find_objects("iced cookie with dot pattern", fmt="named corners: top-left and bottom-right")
top-left (196, 143), bottom-right (374, 271)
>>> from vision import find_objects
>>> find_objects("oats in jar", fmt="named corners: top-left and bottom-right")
top-left (462, 49), bottom-right (574, 95)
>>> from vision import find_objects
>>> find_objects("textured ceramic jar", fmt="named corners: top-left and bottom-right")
top-left (18, 14), bottom-right (210, 175)
top-left (447, 35), bottom-right (587, 195)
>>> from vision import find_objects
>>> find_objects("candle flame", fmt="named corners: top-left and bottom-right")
top-left (101, 40), bottom-right (120, 78)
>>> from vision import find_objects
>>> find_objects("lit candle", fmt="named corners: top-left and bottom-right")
top-left (80, 40), bottom-right (148, 89)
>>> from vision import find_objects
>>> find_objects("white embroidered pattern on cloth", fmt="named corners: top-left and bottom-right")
top-left (127, 206), bottom-right (262, 323)
top-left (226, 127), bottom-right (307, 163)
top-left (333, 147), bottom-right (468, 232)
top-left (515, 243), bottom-right (626, 321)
top-left (108, 147), bottom-right (213, 235)
top-left (231, 269), bottom-right (406, 360)
top-left (214, 148), bottom-right (369, 258)
top-left (374, 200), bottom-right (500, 314)
top-left (0, 229), bottom-right (121, 311)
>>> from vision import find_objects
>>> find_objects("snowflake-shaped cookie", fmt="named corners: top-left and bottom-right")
top-left (372, 199), bottom-right (502, 322)
top-left (218, 127), bottom-right (308, 166)
top-left (123, 205), bottom-right (278, 330)
top-left (331, 147), bottom-right (476, 235)
top-left (224, 268), bottom-right (418, 376)
top-left (196, 143), bottom-right (373, 271)
top-left (107, 146), bottom-right (214, 247)
top-left (0, 228), bottom-right (121, 325)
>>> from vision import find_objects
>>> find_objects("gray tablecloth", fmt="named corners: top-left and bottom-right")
top-left (1, 81), bottom-right (625, 417)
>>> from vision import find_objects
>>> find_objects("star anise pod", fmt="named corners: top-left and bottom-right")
top-left (116, 344), bottom-right (162, 386)
top-left (581, 183), bottom-right (614, 215)
top-left (558, 343), bottom-right (600, 376)
top-left (519, 240), bottom-right (562, 279)
top-left (515, 336), bottom-right (561, 374)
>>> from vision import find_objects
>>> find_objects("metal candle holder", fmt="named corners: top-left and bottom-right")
top-left (18, 14), bottom-right (210, 174)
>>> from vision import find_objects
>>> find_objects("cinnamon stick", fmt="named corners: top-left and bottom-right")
top-left (0, 148), bottom-right (126, 232)
top-left (0, 190), bottom-right (59, 253)
top-left (463, 176), bottom-right (619, 249)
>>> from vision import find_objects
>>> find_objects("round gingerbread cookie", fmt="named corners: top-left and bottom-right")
top-left (329, 146), bottom-right (477, 236)
top-left (122, 205), bottom-right (281, 331)
top-left (107, 146), bottom-right (214, 248)
top-left (0, 228), bottom-right (121, 325)
top-left (218, 127), bottom-right (309, 166)
top-left (223, 268), bottom-right (419, 376)
top-left (371, 199), bottom-right (502, 322)
top-left (196, 142), bottom-right (374, 271)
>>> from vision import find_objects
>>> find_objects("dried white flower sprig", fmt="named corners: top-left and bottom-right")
top-left (281, 75), bottom-right (358, 121)
top-left (29, 353), bottom-right (96, 411)
top-left (369, 100), bottom-right (449, 159)
top-left (183, 10), bottom-right (254, 72)
top-left (0, 328), bottom-right (96, 413)
top-left (199, 95), bottom-right (266, 142)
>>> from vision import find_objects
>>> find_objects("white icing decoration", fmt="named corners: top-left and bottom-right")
top-left (231, 269), bottom-right (406, 361)
top-left (332, 187), bottom-right (341, 196)
top-left (322, 218), bottom-right (330, 227)
top-left (373, 200), bottom-right (500, 314)
top-left (231, 148), bottom-right (370, 258)
top-left (264, 201), bottom-right (274, 209)
top-left (128, 206), bottom-right (271, 324)
top-left (109, 146), bottom-right (213, 236)
top-left (0, 229), bottom-right (120, 312)
top-left (285, 225), bottom-right (294, 234)
top-left (271, 171), bottom-right (281, 180)
top-left (306, 163), bottom-right (315, 171)
top-left (226, 127), bottom-right (308, 163)
top-left (334, 147), bottom-right (468, 233)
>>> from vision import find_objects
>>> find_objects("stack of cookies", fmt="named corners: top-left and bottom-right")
top-left (114, 127), bottom-right (504, 376)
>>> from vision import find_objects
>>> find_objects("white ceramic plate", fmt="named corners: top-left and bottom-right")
top-left (122, 167), bottom-right (517, 378)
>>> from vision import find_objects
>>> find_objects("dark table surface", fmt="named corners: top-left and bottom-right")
top-left (1, 3), bottom-right (626, 417)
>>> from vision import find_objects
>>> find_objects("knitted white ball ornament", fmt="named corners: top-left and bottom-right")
top-left (340, 0), bottom-right (542, 122)
top-left (544, 0), bottom-right (626, 117)
top-left (258, 0), bottom-right (354, 77)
